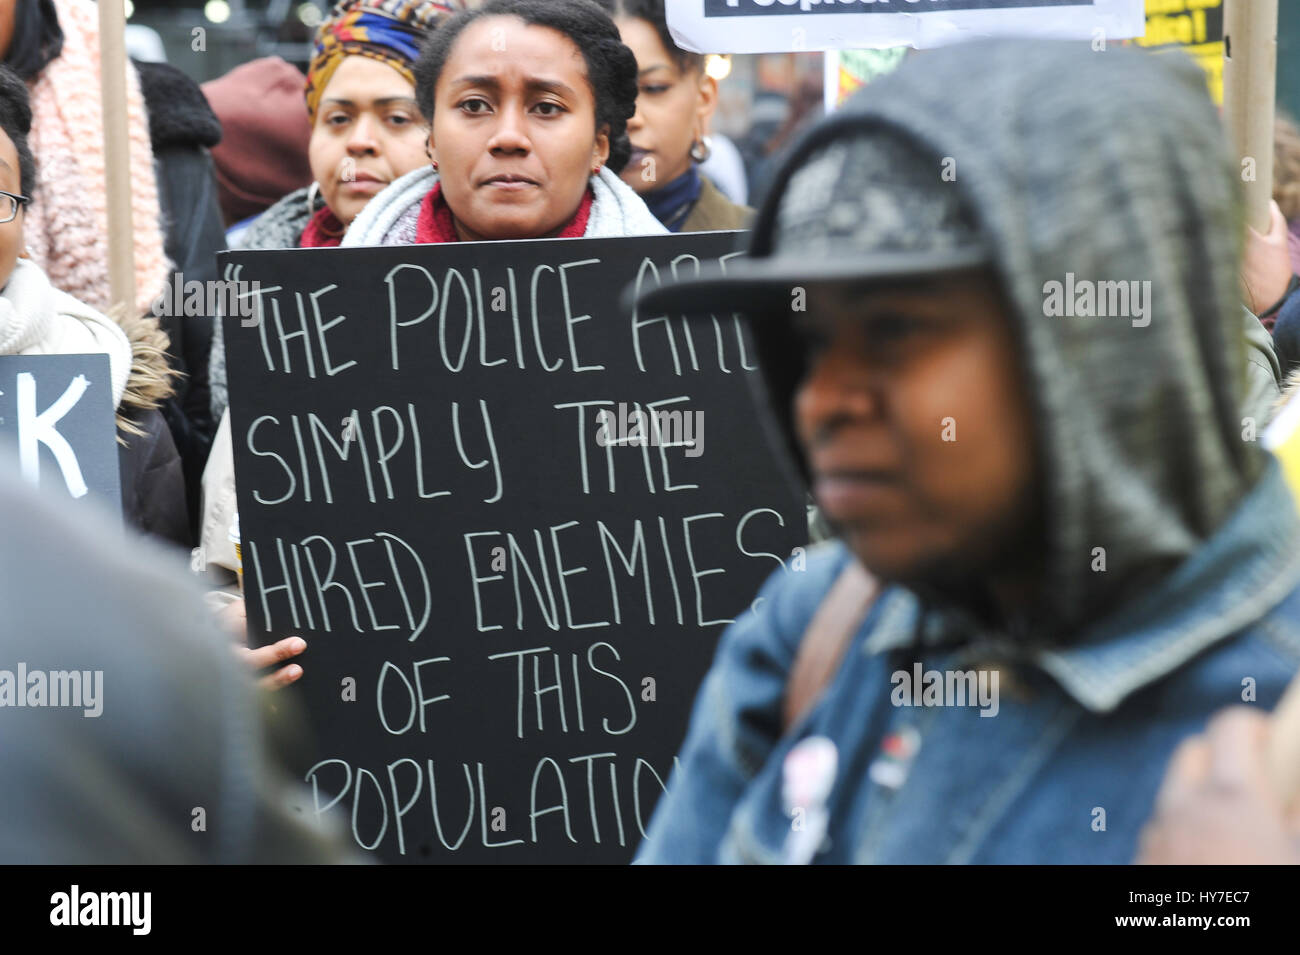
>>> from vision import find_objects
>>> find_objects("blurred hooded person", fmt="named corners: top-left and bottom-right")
top-left (631, 40), bottom-right (1300, 864)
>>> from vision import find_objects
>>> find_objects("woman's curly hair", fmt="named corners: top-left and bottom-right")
top-left (0, 65), bottom-right (36, 198)
top-left (413, 0), bottom-right (639, 172)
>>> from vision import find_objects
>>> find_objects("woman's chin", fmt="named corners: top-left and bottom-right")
top-left (620, 172), bottom-right (650, 195)
top-left (473, 212), bottom-right (564, 241)
top-left (328, 199), bottom-right (362, 226)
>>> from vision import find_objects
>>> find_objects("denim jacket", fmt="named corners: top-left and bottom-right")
top-left (635, 461), bottom-right (1300, 864)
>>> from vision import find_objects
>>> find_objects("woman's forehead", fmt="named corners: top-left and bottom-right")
top-left (445, 15), bottom-right (590, 84)
top-left (615, 15), bottom-right (674, 68)
top-left (323, 55), bottom-right (415, 100)
top-left (0, 132), bottom-right (19, 191)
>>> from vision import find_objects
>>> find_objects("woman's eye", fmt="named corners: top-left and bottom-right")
top-left (326, 114), bottom-right (350, 127)
top-left (459, 98), bottom-right (490, 114)
top-left (533, 101), bottom-right (565, 116)
top-left (642, 84), bottom-right (671, 95)
top-left (386, 113), bottom-right (413, 126)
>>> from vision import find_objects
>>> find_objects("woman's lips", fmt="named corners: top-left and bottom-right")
top-left (480, 173), bottom-right (540, 191)
top-left (483, 178), bottom-right (538, 192)
top-left (813, 471), bottom-right (902, 519)
top-left (342, 178), bottom-right (387, 194)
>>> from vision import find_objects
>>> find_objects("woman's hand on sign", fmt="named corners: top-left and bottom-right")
top-left (1241, 199), bottom-right (1295, 317)
top-left (215, 597), bottom-right (307, 690)
top-left (1136, 707), bottom-right (1300, 864)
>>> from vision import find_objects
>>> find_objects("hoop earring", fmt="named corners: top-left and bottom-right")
top-left (689, 136), bottom-right (712, 164)
top-left (306, 180), bottom-right (321, 214)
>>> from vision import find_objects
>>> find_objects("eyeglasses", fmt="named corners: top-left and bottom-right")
top-left (0, 191), bottom-right (30, 224)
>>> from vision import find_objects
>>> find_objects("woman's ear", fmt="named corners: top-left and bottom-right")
top-left (696, 73), bottom-right (719, 135)
top-left (426, 128), bottom-right (437, 166)
top-left (593, 124), bottom-right (611, 170)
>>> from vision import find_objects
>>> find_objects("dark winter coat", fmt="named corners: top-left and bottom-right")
top-left (114, 306), bottom-right (189, 551)
top-left (136, 59), bottom-right (226, 539)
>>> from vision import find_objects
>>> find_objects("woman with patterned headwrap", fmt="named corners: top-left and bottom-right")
top-left (208, 0), bottom-right (464, 421)
top-left (202, 0), bottom-right (466, 624)
top-left (299, 0), bottom-right (469, 245)
top-left (215, 0), bottom-right (466, 268)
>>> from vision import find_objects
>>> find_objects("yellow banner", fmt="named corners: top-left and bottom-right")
top-left (1134, 0), bottom-right (1224, 104)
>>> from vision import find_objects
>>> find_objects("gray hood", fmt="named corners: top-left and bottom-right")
top-left (746, 40), bottom-right (1263, 637)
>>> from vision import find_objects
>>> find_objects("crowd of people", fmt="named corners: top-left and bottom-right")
top-left (0, 0), bottom-right (1298, 865)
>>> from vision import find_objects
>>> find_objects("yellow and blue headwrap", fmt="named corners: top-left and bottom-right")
top-left (304, 0), bottom-right (465, 122)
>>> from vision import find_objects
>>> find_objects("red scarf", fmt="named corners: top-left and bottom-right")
top-left (300, 205), bottom-right (346, 248)
top-left (414, 182), bottom-right (594, 243)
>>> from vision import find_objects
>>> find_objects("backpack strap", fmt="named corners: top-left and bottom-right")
top-left (782, 558), bottom-right (880, 734)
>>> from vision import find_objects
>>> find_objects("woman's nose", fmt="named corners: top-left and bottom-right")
top-left (626, 103), bottom-right (645, 133)
top-left (487, 106), bottom-right (530, 154)
top-left (347, 113), bottom-right (380, 154)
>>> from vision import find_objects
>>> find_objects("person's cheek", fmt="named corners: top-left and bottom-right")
top-left (390, 131), bottom-right (428, 180)
top-left (793, 387), bottom-right (815, 456)
top-left (906, 354), bottom-right (973, 516)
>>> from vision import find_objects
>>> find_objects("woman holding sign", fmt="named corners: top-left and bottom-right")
top-left (342, 0), bottom-right (667, 246)
top-left (209, 0), bottom-right (665, 688)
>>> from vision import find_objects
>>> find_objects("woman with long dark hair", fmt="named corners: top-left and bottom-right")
top-left (596, 0), bottom-right (751, 233)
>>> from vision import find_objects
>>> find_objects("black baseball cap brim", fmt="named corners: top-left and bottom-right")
top-left (627, 246), bottom-right (991, 319)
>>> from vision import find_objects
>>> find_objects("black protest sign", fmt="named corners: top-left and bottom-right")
top-left (221, 232), bottom-right (808, 864)
top-left (0, 354), bottom-right (122, 512)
